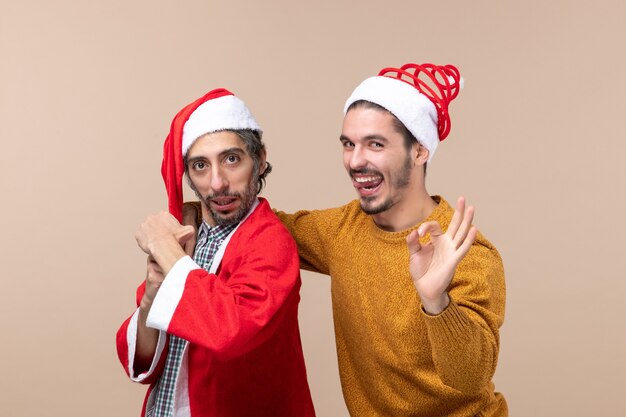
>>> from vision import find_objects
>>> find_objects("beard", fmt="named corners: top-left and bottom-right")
top-left (355, 155), bottom-right (412, 215)
top-left (191, 173), bottom-right (259, 226)
top-left (360, 194), bottom-right (393, 215)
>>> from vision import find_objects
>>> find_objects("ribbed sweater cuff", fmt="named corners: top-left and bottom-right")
top-left (422, 299), bottom-right (472, 343)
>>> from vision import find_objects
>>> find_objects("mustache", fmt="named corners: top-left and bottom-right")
top-left (196, 190), bottom-right (241, 206)
top-left (205, 191), bottom-right (241, 200)
top-left (350, 168), bottom-right (382, 177)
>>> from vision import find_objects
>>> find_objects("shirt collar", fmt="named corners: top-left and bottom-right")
top-left (197, 220), bottom-right (239, 242)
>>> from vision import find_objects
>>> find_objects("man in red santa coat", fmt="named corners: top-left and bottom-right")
top-left (116, 88), bottom-right (315, 417)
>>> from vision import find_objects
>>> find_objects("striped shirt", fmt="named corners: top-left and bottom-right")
top-left (149, 221), bottom-right (238, 417)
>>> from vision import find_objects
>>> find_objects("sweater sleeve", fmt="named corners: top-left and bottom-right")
top-left (274, 209), bottom-right (337, 275)
top-left (145, 223), bottom-right (301, 361)
top-left (116, 281), bottom-right (169, 385)
top-left (421, 239), bottom-right (506, 395)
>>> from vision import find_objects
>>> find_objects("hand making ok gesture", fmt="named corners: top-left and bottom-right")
top-left (406, 197), bottom-right (478, 315)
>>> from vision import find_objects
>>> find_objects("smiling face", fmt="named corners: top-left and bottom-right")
top-left (185, 130), bottom-right (264, 226)
top-left (340, 106), bottom-right (425, 216)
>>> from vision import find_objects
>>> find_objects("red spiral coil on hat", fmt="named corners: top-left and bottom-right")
top-left (378, 63), bottom-right (461, 141)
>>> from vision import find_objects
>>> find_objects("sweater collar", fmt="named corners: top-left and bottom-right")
top-left (366, 195), bottom-right (452, 242)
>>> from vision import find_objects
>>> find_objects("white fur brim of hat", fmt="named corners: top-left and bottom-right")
top-left (182, 95), bottom-right (262, 156)
top-left (343, 76), bottom-right (439, 162)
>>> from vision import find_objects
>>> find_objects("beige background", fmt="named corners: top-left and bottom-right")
top-left (1, 0), bottom-right (625, 415)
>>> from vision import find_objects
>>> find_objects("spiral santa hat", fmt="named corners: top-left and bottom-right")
top-left (344, 63), bottom-right (463, 161)
top-left (161, 88), bottom-right (261, 221)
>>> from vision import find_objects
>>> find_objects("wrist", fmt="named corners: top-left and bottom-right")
top-left (420, 292), bottom-right (450, 316)
top-left (138, 298), bottom-right (152, 322)
top-left (149, 238), bottom-right (187, 275)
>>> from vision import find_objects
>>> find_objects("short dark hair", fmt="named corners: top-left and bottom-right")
top-left (346, 100), bottom-right (427, 172)
top-left (183, 129), bottom-right (272, 195)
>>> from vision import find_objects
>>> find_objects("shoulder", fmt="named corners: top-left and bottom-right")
top-left (466, 232), bottom-right (503, 275)
top-left (237, 198), bottom-right (297, 247)
top-left (301, 199), bottom-right (365, 224)
top-left (275, 199), bottom-right (365, 230)
top-left (218, 200), bottom-right (302, 287)
top-left (218, 199), bottom-right (301, 272)
top-left (434, 195), bottom-right (503, 264)
top-left (428, 195), bottom-right (454, 228)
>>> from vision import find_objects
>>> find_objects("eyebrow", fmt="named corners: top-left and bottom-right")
top-left (339, 134), bottom-right (389, 143)
top-left (187, 147), bottom-right (246, 164)
top-left (217, 147), bottom-right (246, 158)
top-left (187, 156), bottom-right (206, 165)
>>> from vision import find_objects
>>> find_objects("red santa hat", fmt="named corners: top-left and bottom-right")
top-left (161, 88), bottom-right (261, 221)
top-left (343, 63), bottom-right (463, 161)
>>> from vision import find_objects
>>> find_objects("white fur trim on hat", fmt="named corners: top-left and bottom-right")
top-left (182, 95), bottom-right (261, 156)
top-left (344, 76), bottom-right (439, 162)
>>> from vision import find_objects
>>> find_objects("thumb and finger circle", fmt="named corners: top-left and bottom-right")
top-left (418, 221), bottom-right (444, 238)
top-left (406, 230), bottom-right (422, 254)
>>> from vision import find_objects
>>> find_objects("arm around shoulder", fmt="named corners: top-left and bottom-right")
top-left (274, 207), bottom-right (343, 275)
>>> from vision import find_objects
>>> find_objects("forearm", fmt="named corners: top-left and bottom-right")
top-left (423, 300), bottom-right (499, 394)
top-left (133, 304), bottom-right (160, 374)
top-left (147, 227), bottom-right (301, 361)
top-left (116, 304), bottom-right (167, 384)
top-left (148, 262), bottom-right (292, 360)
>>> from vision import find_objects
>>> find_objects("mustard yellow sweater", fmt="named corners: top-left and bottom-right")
top-left (276, 196), bottom-right (507, 417)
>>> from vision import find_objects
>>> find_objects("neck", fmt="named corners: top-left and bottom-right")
top-left (372, 185), bottom-right (437, 232)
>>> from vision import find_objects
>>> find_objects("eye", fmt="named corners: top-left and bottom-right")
top-left (341, 140), bottom-right (355, 149)
top-left (224, 154), bottom-right (240, 165)
top-left (371, 142), bottom-right (384, 149)
top-left (192, 161), bottom-right (207, 170)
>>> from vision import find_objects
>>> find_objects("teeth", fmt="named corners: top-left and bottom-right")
top-left (354, 176), bottom-right (381, 183)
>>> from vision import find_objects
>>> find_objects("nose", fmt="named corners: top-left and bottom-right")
top-left (348, 145), bottom-right (367, 171)
top-left (210, 166), bottom-right (228, 193)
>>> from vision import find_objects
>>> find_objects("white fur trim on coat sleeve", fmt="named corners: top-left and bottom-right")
top-left (344, 76), bottom-right (439, 162)
top-left (146, 256), bottom-right (201, 331)
top-left (126, 308), bottom-right (167, 382)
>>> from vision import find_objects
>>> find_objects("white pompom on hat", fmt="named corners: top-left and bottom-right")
top-left (344, 63), bottom-right (463, 162)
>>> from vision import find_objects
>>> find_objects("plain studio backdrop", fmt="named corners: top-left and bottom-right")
top-left (1, 1), bottom-right (624, 416)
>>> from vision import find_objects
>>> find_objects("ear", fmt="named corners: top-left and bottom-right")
top-left (413, 142), bottom-right (429, 166)
top-left (258, 148), bottom-right (267, 175)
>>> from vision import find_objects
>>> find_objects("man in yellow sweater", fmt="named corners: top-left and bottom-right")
top-left (186, 63), bottom-right (507, 416)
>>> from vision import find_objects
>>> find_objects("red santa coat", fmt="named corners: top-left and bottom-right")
top-left (116, 198), bottom-right (315, 417)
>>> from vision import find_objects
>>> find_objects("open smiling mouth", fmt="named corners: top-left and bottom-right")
top-left (352, 175), bottom-right (383, 196)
